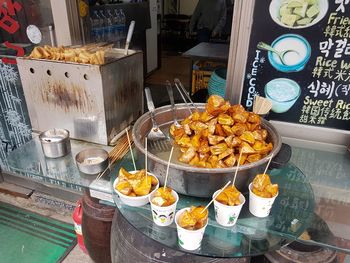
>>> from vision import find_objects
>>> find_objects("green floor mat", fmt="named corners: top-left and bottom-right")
top-left (0, 201), bottom-right (77, 263)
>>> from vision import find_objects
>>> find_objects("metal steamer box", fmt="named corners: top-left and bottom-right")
top-left (17, 49), bottom-right (143, 145)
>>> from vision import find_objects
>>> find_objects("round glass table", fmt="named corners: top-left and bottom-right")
top-left (110, 154), bottom-right (315, 258)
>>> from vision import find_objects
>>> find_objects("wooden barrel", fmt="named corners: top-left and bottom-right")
top-left (111, 208), bottom-right (250, 263)
top-left (82, 193), bottom-right (115, 263)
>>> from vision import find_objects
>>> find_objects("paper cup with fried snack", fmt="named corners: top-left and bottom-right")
top-left (149, 188), bottom-right (179, 226)
top-left (213, 190), bottom-right (245, 227)
top-left (249, 183), bottom-right (278, 218)
top-left (175, 207), bottom-right (208, 251)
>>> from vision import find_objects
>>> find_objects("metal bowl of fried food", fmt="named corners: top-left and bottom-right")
top-left (75, 148), bottom-right (109, 175)
top-left (132, 98), bottom-right (282, 198)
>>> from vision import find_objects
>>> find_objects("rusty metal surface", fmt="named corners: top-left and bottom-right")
top-left (17, 49), bottom-right (143, 145)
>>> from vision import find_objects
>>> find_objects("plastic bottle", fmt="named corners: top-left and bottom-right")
top-left (119, 9), bottom-right (126, 42)
top-left (109, 9), bottom-right (117, 43)
top-left (114, 9), bottom-right (121, 47)
top-left (99, 10), bottom-right (108, 41)
top-left (106, 9), bottom-right (114, 42)
top-left (90, 10), bottom-right (101, 42)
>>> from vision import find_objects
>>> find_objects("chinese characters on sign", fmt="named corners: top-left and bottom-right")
top-left (300, 5), bottom-right (350, 126)
top-left (0, 0), bottom-right (24, 64)
top-left (242, 0), bottom-right (349, 131)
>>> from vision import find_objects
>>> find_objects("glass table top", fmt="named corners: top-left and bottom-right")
top-left (110, 153), bottom-right (316, 258)
top-left (5, 134), bottom-right (350, 256)
top-left (5, 135), bottom-right (112, 193)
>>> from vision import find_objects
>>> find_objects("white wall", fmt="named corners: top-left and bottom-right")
top-left (179, 0), bottom-right (199, 15)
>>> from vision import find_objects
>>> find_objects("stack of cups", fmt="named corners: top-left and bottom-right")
top-left (149, 190), bottom-right (179, 226)
top-left (248, 183), bottom-right (278, 218)
top-left (213, 190), bottom-right (246, 227)
top-left (175, 208), bottom-right (208, 251)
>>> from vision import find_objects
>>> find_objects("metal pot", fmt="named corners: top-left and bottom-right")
top-left (132, 103), bottom-right (282, 197)
top-left (39, 128), bottom-right (71, 158)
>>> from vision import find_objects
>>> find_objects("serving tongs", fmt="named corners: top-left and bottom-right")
top-left (144, 87), bottom-right (172, 151)
top-left (174, 78), bottom-right (198, 114)
top-left (166, 80), bottom-right (181, 128)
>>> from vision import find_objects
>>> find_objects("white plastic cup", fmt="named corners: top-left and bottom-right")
top-left (213, 191), bottom-right (245, 227)
top-left (248, 183), bottom-right (278, 218)
top-left (149, 190), bottom-right (179, 226)
top-left (175, 207), bottom-right (208, 251)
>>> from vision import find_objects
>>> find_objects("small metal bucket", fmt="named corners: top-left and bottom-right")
top-left (39, 128), bottom-right (71, 158)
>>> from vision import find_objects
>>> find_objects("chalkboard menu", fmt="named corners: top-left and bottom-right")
top-left (241, 0), bottom-right (350, 131)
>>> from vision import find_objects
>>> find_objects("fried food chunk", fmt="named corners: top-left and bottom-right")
top-left (178, 206), bottom-right (209, 230)
top-left (115, 168), bottom-right (158, 197)
top-left (215, 185), bottom-right (241, 206)
top-left (151, 187), bottom-right (176, 207)
top-left (251, 173), bottom-right (278, 198)
top-left (170, 95), bottom-right (273, 168)
top-left (29, 45), bottom-right (105, 65)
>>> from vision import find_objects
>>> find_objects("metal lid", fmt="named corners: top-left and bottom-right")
top-left (39, 128), bottom-right (70, 143)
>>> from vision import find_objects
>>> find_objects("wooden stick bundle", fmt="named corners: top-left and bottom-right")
top-left (95, 134), bottom-right (133, 181)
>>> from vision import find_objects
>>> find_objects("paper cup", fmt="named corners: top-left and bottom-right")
top-left (175, 207), bottom-right (208, 251)
top-left (149, 190), bottom-right (179, 226)
top-left (248, 183), bottom-right (278, 218)
top-left (213, 191), bottom-right (245, 227)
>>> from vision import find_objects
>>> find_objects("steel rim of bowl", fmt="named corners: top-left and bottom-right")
top-left (39, 128), bottom-right (70, 143)
top-left (75, 148), bottom-right (109, 174)
top-left (132, 103), bottom-right (282, 173)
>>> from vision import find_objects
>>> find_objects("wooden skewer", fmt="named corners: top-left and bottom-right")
top-left (201, 181), bottom-right (231, 214)
top-left (95, 143), bottom-right (130, 181)
top-left (96, 143), bottom-right (130, 181)
top-left (145, 137), bottom-right (148, 185)
top-left (126, 128), bottom-right (136, 171)
top-left (108, 137), bottom-right (128, 159)
top-left (95, 134), bottom-right (132, 181)
top-left (232, 150), bottom-right (243, 187)
top-left (163, 146), bottom-right (174, 190)
top-left (263, 154), bottom-right (273, 175)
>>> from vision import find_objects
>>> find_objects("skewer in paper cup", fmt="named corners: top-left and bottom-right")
top-left (214, 151), bottom-right (245, 226)
top-left (249, 155), bottom-right (278, 217)
top-left (149, 147), bottom-right (179, 226)
top-left (175, 207), bottom-right (208, 251)
top-left (213, 192), bottom-right (245, 227)
top-left (149, 189), bottom-right (178, 226)
top-left (175, 181), bottom-right (230, 250)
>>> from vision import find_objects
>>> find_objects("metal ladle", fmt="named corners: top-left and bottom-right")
top-left (257, 41), bottom-right (298, 65)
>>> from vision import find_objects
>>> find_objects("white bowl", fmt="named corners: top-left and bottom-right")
top-left (113, 171), bottom-right (159, 207)
top-left (269, 0), bottom-right (329, 29)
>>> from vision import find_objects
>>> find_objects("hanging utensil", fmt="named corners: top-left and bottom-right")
top-left (144, 87), bottom-right (171, 151)
top-left (166, 80), bottom-right (181, 128)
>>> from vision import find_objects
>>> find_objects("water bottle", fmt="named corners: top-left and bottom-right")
top-left (114, 9), bottom-right (121, 47)
top-left (90, 10), bottom-right (101, 42)
top-left (99, 10), bottom-right (108, 41)
top-left (106, 9), bottom-right (114, 42)
top-left (119, 9), bottom-right (126, 42)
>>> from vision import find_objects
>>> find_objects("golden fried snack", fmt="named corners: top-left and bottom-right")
top-left (151, 187), bottom-right (176, 207)
top-left (172, 95), bottom-right (273, 168)
top-left (116, 168), bottom-right (158, 197)
top-left (28, 45), bottom-right (105, 65)
top-left (252, 173), bottom-right (278, 198)
top-left (178, 206), bottom-right (208, 230)
top-left (215, 185), bottom-right (241, 206)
